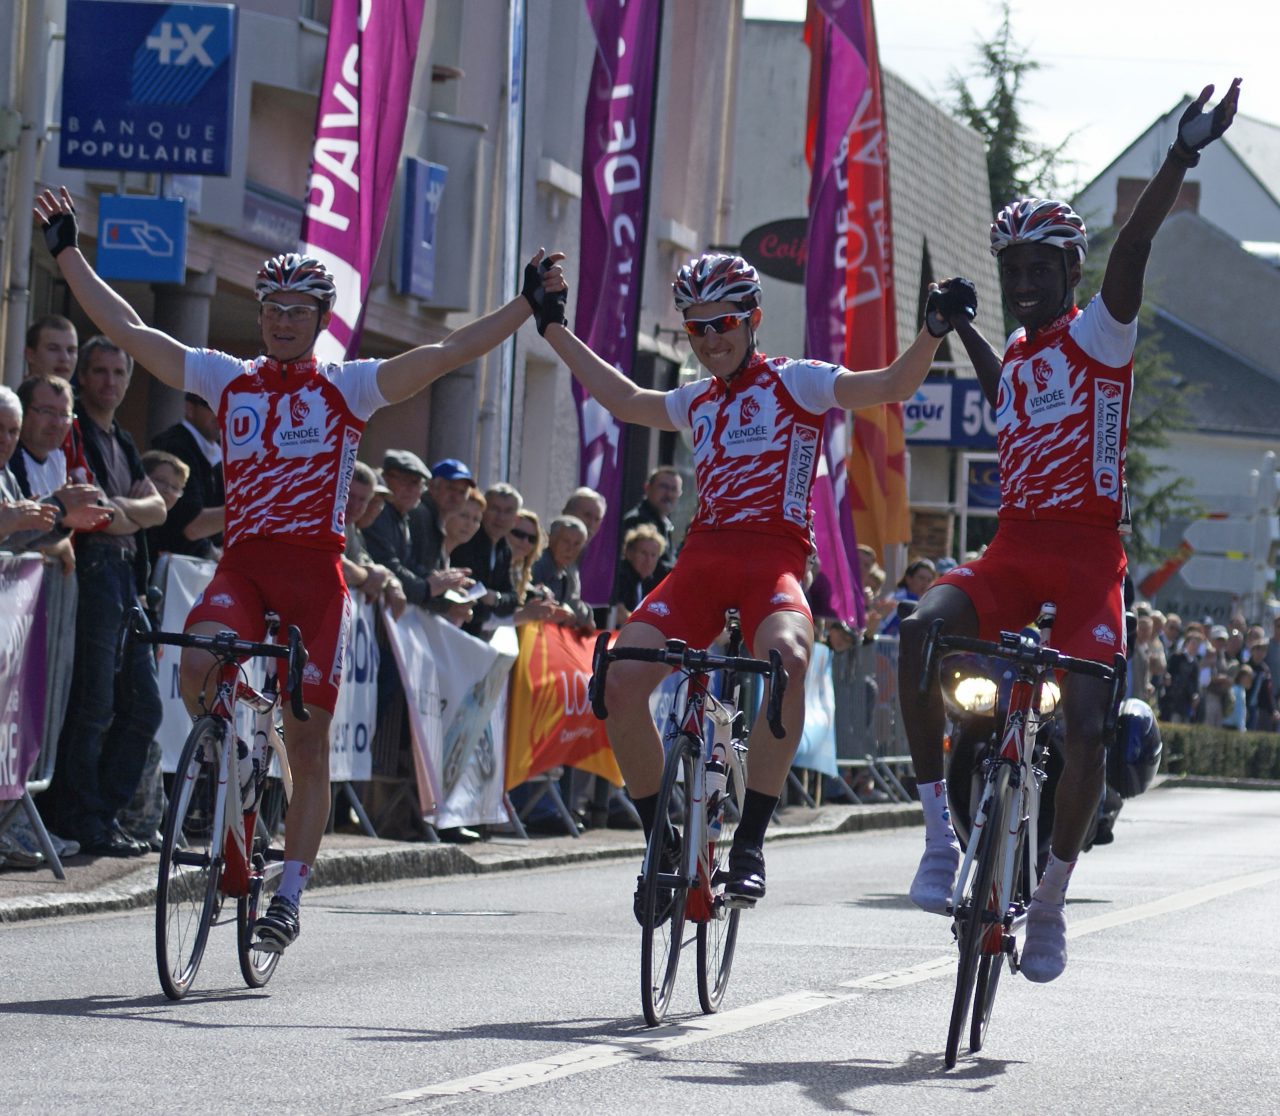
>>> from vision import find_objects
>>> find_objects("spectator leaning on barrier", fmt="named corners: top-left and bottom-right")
top-left (41, 335), bottom-right (167, 858)
top-left (36, 183), bottom-right (565, 953)
top-left (508, 508), bottom-right (561, 626)
top-left (610, 522), bottom-right (666, 628)
top-left (149, 392), bottom-right (226, 560)
top-left (532, 514), bottom-right (594, 630)
top-left (435, 486), bottom-right (486, 627)
top-left (0, 384), bottom-right (59, 550)
top-left (451, 481), bottom-right (523, 639)
top-left (341, 461), bottom-right (407, 620)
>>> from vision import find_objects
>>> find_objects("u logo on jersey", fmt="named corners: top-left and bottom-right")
top-left (225, 395), bottom-right (268, 461)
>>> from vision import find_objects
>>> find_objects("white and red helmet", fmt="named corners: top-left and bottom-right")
top-left (255, 253), bottom-right (337, 306)
top-left (989, 199), bottom-right (1088, 262)
top-left (672, 253), bottom-right (762, 312)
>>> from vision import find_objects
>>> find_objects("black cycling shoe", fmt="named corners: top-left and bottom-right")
top-left (717, 843), bottom-right (766, 906)
top-left (633, 828), bottom-right (682, 928)
top-left (252, 896), bottom-right (301, 954)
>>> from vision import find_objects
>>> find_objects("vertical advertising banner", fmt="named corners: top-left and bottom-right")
top-left (300, 0), bottom-right (427, 362)
top-left (572, 0), bottom-right (663, 602)
top-left (805, 0), bottom-right (904, 578)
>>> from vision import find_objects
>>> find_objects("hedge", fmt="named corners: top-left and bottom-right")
top-left (1158, 722), bottom-right (1280, 780)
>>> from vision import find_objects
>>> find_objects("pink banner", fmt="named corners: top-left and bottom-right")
top-left (300, 0), bottom-right (426, 362)
top-left (572, 0), bottom-right (663, 602)
top-left (0, 557), bottom-right (47, 800)
top-left (803, 0), bottom-right (873, 626)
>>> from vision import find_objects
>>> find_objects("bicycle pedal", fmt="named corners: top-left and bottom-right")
top-left (722, 894), bottom-right (757, 910)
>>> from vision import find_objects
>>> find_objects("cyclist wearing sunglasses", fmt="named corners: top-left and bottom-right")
top-left (35, 184), bottom-right (565, 954)
top-left (538, 251), bottom-right (959, 913)
top-left (898, 79), bottom-right (1240, 984)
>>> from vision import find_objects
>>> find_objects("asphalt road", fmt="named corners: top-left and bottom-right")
top-left (2, 786), bottom-right (1277, 1115)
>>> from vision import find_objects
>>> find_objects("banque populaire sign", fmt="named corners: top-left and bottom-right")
top-left (60, 1), bottom-right (237, 175)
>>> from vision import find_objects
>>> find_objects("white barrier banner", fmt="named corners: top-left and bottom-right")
top-left (154, 555), bottom-right (376, 781)
top-left (383, 607), bottom-right (517, 828)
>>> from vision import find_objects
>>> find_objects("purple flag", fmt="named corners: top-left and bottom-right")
top-left (572, 0), bottom-right (662, 603)
top-left (0, 557), bottom-right (47, 800)
top-left (300, 0), bottom-right (426, 362)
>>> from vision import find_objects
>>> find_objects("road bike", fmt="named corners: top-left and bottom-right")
top-left (919, 603), bottom-right (1124, 1067)
top-left (590, 614), bottom-right (787, 1026)
top-left (124, 607), bottom-right (308, 1000)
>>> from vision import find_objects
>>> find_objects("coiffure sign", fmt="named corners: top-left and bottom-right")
top-left (740, 218), bottom-right (808, 285)
top-left (60, 1), bottom-right (237, 175)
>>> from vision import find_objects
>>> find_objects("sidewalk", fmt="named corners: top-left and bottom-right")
top-left (0, 801), bottom-right (921, 925)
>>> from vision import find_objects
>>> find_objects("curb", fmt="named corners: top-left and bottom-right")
top-left (0, 803), bottom-right (921, 926)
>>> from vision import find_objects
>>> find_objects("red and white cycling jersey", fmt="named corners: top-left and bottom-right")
top-left (664, 352), bottom-right (840, 548)
top-left (185, 349), bottom-right (386, 552)
top-left (996, 294), bottom-right (1137, 528)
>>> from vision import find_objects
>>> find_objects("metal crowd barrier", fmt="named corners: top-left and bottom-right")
top-left (829, 634), bottom-right (916, 803)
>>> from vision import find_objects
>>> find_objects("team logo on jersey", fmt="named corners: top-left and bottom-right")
top-left (1092, 623), bottom-right (1117, 645)
top-left (1016, 348), bottom-right (1070, 422)
top-left (782, 423), bottom-right (819, 524)
top-left (770, 591), bottom-right (792, 605)
top-left (273, 386), bottom-right (326, 459)
top-left (1092, 378), bottom-right (1125, 498)
top-left (303, 661), bottom-right (323, 685)
top-left (739, 395), bottom-right (760, 426)
top-left (644, 601), bottom-right (670, 617)
top-left (1031, 357), bottom-right (1054, 392)
top-left (722, 387), bottom-right (776, 457)
top-left (227, 398), bottom-right (265, 458)
top-left (290, 394), bottom-right (311, 426)
top-left (211, 592), bottom-right (234, 608)
top-left (331, 428), bottom-right (361, 535)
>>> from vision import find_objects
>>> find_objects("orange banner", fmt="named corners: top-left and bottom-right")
top-left (505, 622), bottom-right (623, 790)
top-left (849, 401), bottom-right (909, 560)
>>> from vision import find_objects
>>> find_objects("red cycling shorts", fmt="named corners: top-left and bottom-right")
top-left (628, 528), bottom-right (813, 650)
top-left (183, 537), bottom-right (351, 714)
top-left (932, 518), bottom-right (1127, 662)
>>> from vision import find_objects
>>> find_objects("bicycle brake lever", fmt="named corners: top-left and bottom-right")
top-left (286, 625), bottom-right (310, 722)
top-left (767, 649), bottom-right (787, 739)
top-left (589, 631), bottom-right (611, 720)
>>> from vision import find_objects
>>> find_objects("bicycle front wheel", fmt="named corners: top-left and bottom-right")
top-left (156, 716), bottom-right (225, 1000)
top-left (697, 758), bottom-right (742, 1014)
top-left (945, 763), bottom-right (1009, 1069)
top-left (640, 738), bottom-right (694, 1026)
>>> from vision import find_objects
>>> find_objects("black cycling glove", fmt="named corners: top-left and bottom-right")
top-left (522, 257), bottom-right (567, 336)
top-left (1170, 80), bottom-right (1240, 167)
top-left (41, 205), bottom-right (79, 259)
top-left (924, 277), bottom-right (977, 338)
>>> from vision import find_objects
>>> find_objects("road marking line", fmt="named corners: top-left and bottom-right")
top-left (373, 865), bottom-right (1280, 1108)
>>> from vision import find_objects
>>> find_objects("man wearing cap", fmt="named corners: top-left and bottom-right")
top-left (149, 392), bottom-right (225, 559)
top-left (364, 449), bottom-right (471, 613)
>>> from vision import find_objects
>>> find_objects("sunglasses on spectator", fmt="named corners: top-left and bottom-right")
top-left (510, 528), bottom-right (538, 543)
top-left (29, 405), bottom-right (74, 422)
top-left (682, 312), bottom-right (751, 338)
top-left (261, 301), bottom-right (320, 322)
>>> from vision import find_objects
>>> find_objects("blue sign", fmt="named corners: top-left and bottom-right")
top-left (967, 459), bottom-right (1002, 509)
top-left (60, 1), bottom-right (237, 175)
top-left (903, 380), bottom-right (997, 449)
top-left (96, 195), bottom-right (188, 282)
top-left (399, 158), bottom-right (449, 300)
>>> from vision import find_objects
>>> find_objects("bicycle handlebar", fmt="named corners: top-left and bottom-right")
top-left (918, 618), bottom-right (1127, 734)
top-left (123, 606), bottom-right (311, 722)
top-left (589, 633), bottom-right (789, 739)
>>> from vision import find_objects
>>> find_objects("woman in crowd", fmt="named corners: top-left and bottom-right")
top-left (877, 557), bottom-right (937, 637)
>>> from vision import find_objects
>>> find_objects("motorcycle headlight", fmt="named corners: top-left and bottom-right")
top-left (950, 674), bottom-right (998, 714)
top-left (1038, 680), bottom-right (1061, 715)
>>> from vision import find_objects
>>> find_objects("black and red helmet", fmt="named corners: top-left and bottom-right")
top-left (254, 253), bottom-right (337, 306)
top-left (990, 199), bottom-right (1088, 262)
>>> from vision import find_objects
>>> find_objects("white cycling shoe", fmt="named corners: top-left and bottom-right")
top-left (909, 840), bottom-right (960, 915)
top-left (1020, 900), bottom-right (1068, 983)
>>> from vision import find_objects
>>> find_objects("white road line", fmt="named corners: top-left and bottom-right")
top-left (370, 866), bottom-right (1280, 1110)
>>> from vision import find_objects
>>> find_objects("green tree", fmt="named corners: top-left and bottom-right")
top-left (947, 1), bottom-right (1074, 211)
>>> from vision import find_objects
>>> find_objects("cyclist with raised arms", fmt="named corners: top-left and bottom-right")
top-left (536, 252), bottom-right (967, 916)
top-left (899, 79), bottom-right (1240, 983)
top-left (35, 185), bottom-right (565, 954)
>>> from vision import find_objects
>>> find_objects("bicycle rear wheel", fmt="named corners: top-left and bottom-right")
top-left (156, 716), bottom-right (225, 1000)
top-left (945, 763), bottom-right (1009, 1069)
top-left (640, 738), bottom-right (693, 1026)
top-left (697, 757), bottom-right (742, 1014)
top-left (237, 844), bottom-right (283, 987)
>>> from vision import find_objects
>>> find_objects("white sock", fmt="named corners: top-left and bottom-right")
top-left (277, 861), bottom-right (310, 907)
top-left (919, 779), bottom-right (956, 845)
top-left (1033, 853), bottom-right (1075, 907)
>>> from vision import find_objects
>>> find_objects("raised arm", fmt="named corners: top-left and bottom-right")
top-left (376, 250), bottom-right (564, 405)
top-left (1102, 79), bottom-right (1240, 325)
top-left (542, 321), bottom-right (675, 429)
top-left (34, 188), bottom-right (189, 388)
top-left (832, 326), bottom-right (944, 411)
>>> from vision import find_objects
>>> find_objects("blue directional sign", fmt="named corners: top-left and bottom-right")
top-left (903, 380), bottom-right (998, 449)
top-left (96, 195), bottom-right (188, 283)
top-left (399, 158), bottom-right (449, 300)
top-left (60, 1), bottom-right (237, 175)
